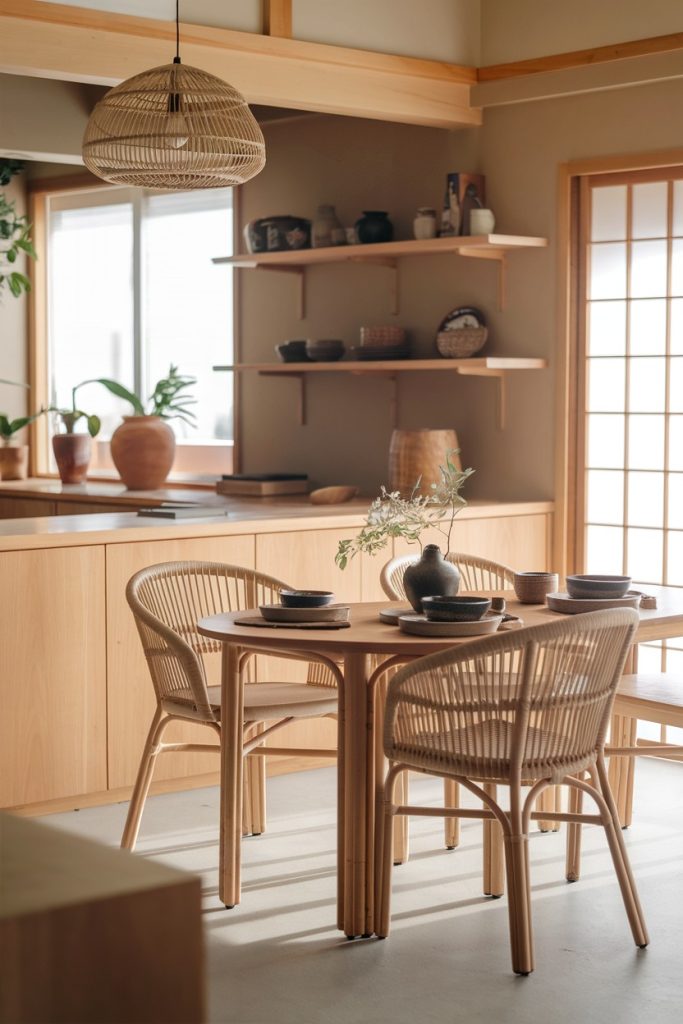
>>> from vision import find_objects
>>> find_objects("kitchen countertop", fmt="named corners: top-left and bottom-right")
top-left (0, 482), bottom-right (554, 553)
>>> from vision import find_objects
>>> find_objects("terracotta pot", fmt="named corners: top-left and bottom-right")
top-left (0, 444), bottom-right (28, 480)
top-left (388, 428), bottom-right (461, 496)
top-left (110, 416), bottom-right (175, 490)
top-left (52, 433), bottom-right (91, 484)
top-left (403, 545), bottom-right (460, 613)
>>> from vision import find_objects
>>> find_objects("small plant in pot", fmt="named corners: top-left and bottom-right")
top-left (0, 378), bottom-right (36, 480)
top-left (94, 365), bottom-right (196, 490)
top-left (0, 411), bottom-right (39, 480)
top-left (336, 452), bottom-right (475, 612)
top-left (43, 382), bottom-right (101, 484)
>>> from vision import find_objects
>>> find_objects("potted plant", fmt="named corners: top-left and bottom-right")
top-left (0, 410), bottom-right (40, 480)
top-left (0, 191), bottom-right (36, 301)
top-left (336, 452), bottom-right (475, 611)
top-left (94, 365), bottom-right (197, 490)
top-left (43, 382), bottom-right (101, 484)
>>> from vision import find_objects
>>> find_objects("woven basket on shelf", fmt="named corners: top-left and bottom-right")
top-left (436, 327), bottom-right (488, 359)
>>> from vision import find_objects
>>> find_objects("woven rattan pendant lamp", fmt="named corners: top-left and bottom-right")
top-left (82, 1), bottom-right (265, 189)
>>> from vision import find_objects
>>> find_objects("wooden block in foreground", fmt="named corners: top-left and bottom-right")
top-left (0, 813), bottom-right (204, 1024)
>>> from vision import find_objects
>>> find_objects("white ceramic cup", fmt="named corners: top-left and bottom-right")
top-left (470, 208), bottom-right (496, 234)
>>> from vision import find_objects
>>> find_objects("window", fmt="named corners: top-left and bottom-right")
top-left (576, 166), bottom-right (683, 706)
top-left (45, 185), bottom-right (234, 478)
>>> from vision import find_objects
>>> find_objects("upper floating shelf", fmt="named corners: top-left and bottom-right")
top-left (212, 234), bottom-right (548, 269)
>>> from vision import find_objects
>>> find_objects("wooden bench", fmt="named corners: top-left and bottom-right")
top-left (607, 673), bottom-right (683, 827)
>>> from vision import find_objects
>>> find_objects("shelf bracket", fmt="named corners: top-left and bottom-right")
top-left (259, 371), bottom-right (307, 425)
top-left (457, 367), bottom-right (507, 430)
top-left (350, 256), bottom-right (399, 314)
top-left (456, 247), bottom-right (507, 311)
top-left (256, 265), bottom-right (306, 319)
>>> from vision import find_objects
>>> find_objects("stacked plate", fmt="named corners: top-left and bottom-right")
top-left (546, 575), bottom-right (639, 614)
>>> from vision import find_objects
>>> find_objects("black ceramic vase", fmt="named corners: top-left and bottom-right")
top-left (355, 210), bottom-right (393, 244)
top-left (403, 545), bottom-right (460, 613)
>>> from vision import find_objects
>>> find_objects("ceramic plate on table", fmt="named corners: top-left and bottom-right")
top-left (235, 615), bottom-right (350, 630)
top-left (545, 592), bottom-right (641, 615)
top-left (260, 604), bottom-right (350, 623)
top-left (379, 606), bottom-right (414, 625)
top-left (398, 613), bottom-right (504, 637)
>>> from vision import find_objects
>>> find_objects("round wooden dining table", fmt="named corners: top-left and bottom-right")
top-left (198, 588), bottom-right (683, 938)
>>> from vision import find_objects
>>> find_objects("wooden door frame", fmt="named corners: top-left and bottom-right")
top-left (555, 148), bottom-right (683, 576)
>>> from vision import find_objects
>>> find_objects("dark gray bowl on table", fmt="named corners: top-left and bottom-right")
top-left (565, 575), bottom-right (632, 600)
top-left (421, 595), bottom-right (492, 622)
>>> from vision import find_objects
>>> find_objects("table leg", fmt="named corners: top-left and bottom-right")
top-left (537, 785), bottom-right (562, 832)
top-left (609, 714), bottom-right (638, 827)
top-left (341, 651), bottom-right (373, 938)
top-left (219, 643), bottom-right (244, 909)
top-left (483, 782), bottom-right (505, 898)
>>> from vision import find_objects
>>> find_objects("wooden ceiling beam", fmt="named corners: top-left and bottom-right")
top-left (0, 0), bottom-right (479, 130)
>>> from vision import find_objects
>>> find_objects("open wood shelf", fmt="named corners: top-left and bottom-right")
top-left (212, 234), bottom-right (548, 315)
top-left (214, 357), bottom-right (548, 429)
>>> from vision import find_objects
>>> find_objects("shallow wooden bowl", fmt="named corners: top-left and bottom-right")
top-left (309, 485), bottom-right (358, 505)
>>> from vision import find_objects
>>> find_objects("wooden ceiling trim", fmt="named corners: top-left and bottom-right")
top-left (479, 31), bottom-right (683, 82)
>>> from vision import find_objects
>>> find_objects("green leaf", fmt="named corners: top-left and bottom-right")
top-left (87, 414), bottom-right (101, 438)
top-left (6, 248), bottom-right (16, 263)
top-left (89, 378), bottom-right (144, 415)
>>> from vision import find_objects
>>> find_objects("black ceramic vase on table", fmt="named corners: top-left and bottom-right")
top-left (403, 545), bottom-right (460, 613)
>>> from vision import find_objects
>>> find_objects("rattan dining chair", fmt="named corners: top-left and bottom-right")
top-left (380, 551), bottom-right (516, 861)
top-left (376, 609), bottom-right (648, 975)
top-left (121, 561), bottom-right (340, 856)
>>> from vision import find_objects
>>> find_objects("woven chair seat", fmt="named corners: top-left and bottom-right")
top-left (163, 682), bottom-right (338, 721)
top-left (388, 718), bottom-right (595, 784)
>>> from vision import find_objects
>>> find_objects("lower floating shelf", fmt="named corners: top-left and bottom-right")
top-left (213, 357), bottom-right (548, 430)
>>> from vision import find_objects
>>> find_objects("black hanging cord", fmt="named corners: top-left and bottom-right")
top-left (174, 0), bottom-right (181, 64)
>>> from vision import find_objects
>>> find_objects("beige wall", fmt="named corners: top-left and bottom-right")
top-left (0, 175), bottom-right (28, 420)
top-left (238, 75), bottom-right (683, 500)
top-left (39, 0), bottom-right (480, 63)
top-left (480, 0), bottom-right (683, 64)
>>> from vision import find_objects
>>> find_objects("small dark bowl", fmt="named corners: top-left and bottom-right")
top-left (566, 575), bottom-right (632, 600)
top-left (276, 341), bottom-right (312, 363)
top-left (280, 589), bottom-right (335, 608)
top-left (421, 595), bottom-right (492, 622)
top-left (306, 340), bottom-right (345, 362)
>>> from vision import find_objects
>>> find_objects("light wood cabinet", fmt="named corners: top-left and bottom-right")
top-left (393, 512), bottom-right (552, 573)
top-left (0, 546), bottom-right (106, 807)
top-left (106, 535), bottom-right (255, 789)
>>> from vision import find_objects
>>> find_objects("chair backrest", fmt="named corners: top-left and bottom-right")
top-left (384, 609), bottom-right (639, 783)
top-left (380, 551), bottom-right (515, 601)
top-left (126, 561), bottom-right (291, 719)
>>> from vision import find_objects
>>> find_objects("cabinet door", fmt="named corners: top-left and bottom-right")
top-left (393, 514), bottom-right (551, 575)
top-left (106, 535), bottom-right (255, 789)
top-left (0, 546), bottom-right (106, 807)
top-left (255, 528), bottom-right (362, 756)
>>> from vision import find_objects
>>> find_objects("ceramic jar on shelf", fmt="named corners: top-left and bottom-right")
top-left (355, 210), bottom-right (393, 244)
top-left (312, 204), bottom-right (345, 248)
top-left (413, 207), bottom-right (437, 240)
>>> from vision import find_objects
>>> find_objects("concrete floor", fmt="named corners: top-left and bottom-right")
top-left (45, 759), bottom-right (683, 1024)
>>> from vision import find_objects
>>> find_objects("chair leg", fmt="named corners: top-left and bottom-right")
top-left (483, 783), bottom-right (505, 897)
top-left (504, 796), bottom-right (534, 975)
top-left (242, 724), bottom-right (267, 836)
top-left (593, 760), bottom-right (649, 948)
top-left (377, 770), bottom-right (400, 939)
top-left (392, 768), bottom-right (410, 864)
top-left (537, 785), bottom-right (562, 833)
top-left (565, 778), bottom-right (584, 882)
top-left (121, 707), bottom-right (169, 851)
top-left (444, 779), bottom-right (460, 850)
